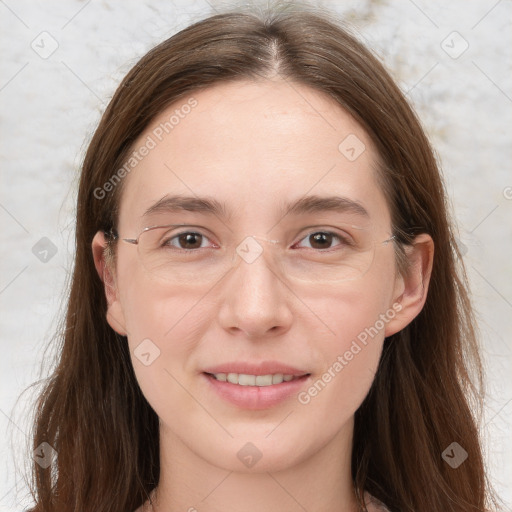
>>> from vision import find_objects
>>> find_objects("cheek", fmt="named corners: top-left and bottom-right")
top-left (299, 277), bottom-right (394, 411)
top-left (306, 266), bottom-right (395, 343)
top-left (117, 250), bottom-right (211, 341)
top-left (117, 267), bottom-right (212, 397)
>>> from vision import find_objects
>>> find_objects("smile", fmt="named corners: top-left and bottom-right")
top-left (203, 371), bottom-right (311, 409)
top-left (207, 372), bottom-right (308, 386)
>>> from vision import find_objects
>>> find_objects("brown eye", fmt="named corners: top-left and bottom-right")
top-left (309, 232), bottom-right (333, 249)
top-left (163, 232), bottom-right (209, 250)
top-left (296, 231), bottom-right (349, 251)
top-left (178, 233), bottom-right (203, 249)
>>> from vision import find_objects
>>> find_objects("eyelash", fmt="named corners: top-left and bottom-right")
top-left (162, 229), bottom-right (352, 252)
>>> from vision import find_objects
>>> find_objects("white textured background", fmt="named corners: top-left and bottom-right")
top-left (1, 0), bottom-right (511, 510)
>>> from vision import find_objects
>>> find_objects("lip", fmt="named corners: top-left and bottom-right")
top-left (202, 361), bottom-right (309, 376)
top-left (202, 361), bottom-right (311, 410)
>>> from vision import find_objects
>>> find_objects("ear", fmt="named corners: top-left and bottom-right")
top-left (384, 233), bottom-right (434, 337)
top-left (91, 231), bottom-right (128, 336)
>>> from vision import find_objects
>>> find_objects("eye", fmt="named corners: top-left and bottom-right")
top-left (294, 230), bottom-right (352, 251)
top-left (164, 231), bottom-right (215, 250)
top-left (157, 228), bottom-right (353, 251)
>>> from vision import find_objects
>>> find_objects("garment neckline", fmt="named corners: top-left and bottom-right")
top-left (133, 490), bottom-right (390, 512)
top-left (364, 490), bottom-right (391, 511)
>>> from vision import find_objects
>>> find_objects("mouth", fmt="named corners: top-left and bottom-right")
top-left (204, 371), bottom-right (311, 387)
top-left (202, 371), bottom-right (312, 409)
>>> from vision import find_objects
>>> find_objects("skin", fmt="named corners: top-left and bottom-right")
top-left (92, 79), bottom-right (433, 512)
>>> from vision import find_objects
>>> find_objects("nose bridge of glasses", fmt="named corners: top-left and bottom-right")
top-left (231, 235), bottom-right (280, 263)
top-left (225, 235), bottom-right (288, 274)
top-left (249, 235), bottom-right (281, 245)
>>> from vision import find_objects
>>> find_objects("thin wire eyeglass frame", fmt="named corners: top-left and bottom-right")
top-left (107, 224), bottom-right (397, 283)
top-left (108, 225), bottom-right (396, 247)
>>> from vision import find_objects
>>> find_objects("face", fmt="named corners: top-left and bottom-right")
top-left (95, 79), bottom-right (415, 473)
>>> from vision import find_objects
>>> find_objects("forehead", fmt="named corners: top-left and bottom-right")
top-left (117, 79), bottom-right (391, 233)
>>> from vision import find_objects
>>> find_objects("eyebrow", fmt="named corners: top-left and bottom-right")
top-left (142, 194), bottom-right (369, 221)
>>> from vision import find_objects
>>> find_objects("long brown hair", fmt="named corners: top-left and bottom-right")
top-left (23, 2), bottom-right (503, 511)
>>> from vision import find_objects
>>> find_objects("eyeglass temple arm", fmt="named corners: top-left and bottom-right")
top-left (105, 228), bottom-right (138, 245)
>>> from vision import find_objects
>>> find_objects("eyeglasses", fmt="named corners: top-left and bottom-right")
top-left (107, 223), bottom-right (396, 285)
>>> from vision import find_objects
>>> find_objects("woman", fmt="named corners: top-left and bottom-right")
top-left (26, 2), bottom-right (503, 511)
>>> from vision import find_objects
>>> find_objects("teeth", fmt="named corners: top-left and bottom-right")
top-left (238, 373), bottom-right (255, 386)
top-left (257, 375), bottom-right (273, 386)
top-left (272, 373), bottom-right (283, 384)
top-left (212, 372), bottom-right (300, 386)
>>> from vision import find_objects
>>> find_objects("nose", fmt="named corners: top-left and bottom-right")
top-left (217, 237), bottom-right (293, 339)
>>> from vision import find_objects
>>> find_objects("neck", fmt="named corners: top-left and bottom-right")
top-left (148, 418), bottom-right (360, 512)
